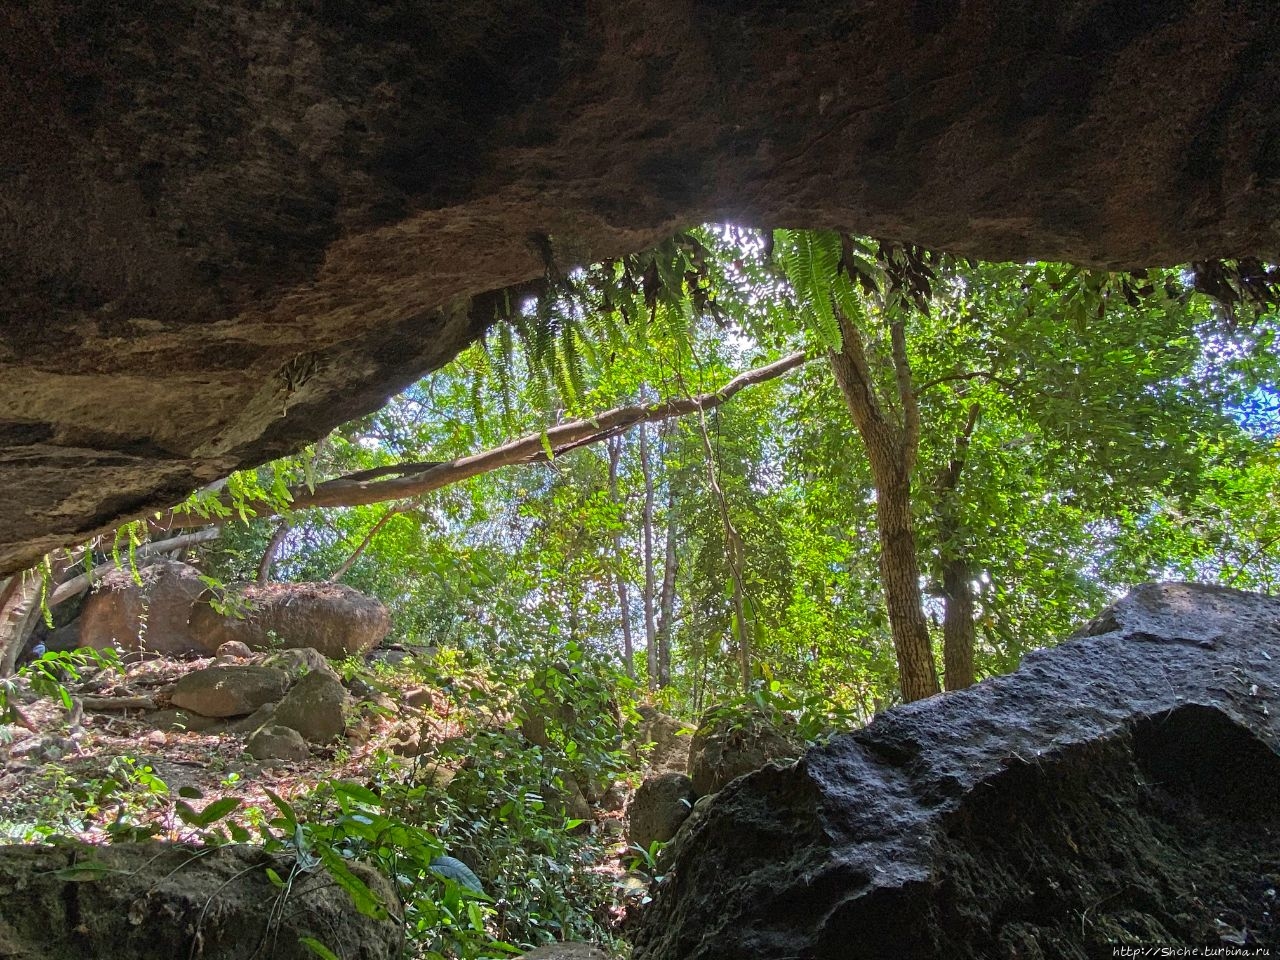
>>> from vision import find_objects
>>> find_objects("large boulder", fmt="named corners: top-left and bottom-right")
top-left (632, 583), bottom-right (1280, 959)
top-left (627, 772), bottom-right (697, 852)
top-left (169, 664), bottom-right (290, 718)
top-left (0, 840), bottom-right (400, 960)
top-left (247, 724), bottom-right (310, 762)
top-left (519, 947), bottom-right (613, 960)
top-left (686, 706), bottom-right (803, 797)
top-left (633, 706), bottom-right (689, 775)
top-left (77, 560), bottom-right (210, 656)
top-left (189, 582), bottom-right (390, 658)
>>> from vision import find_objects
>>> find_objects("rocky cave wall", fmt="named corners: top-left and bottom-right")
top-left (2, 0), bottom-right (1278, 573)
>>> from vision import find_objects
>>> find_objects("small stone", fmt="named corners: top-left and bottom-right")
top-left (390, 736), bottom-right (423, 757)
top-left (265, 646), bottom-right (338, 679)
top-left (404, 686), bottom-right (434, 710)
top-left (225, 700), bottom-right (278, 735)
top-left (247, 724), bottom-right (310, 762)
top-left (217, 640), bottom-right (253, 658)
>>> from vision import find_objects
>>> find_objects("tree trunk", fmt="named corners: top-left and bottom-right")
top-left (328, 509), bottom-right (401, 583)
top-left (0, 570), bottom-right (44, 676)
top-left (935, 401), bottom-right (981, 692)
top-left (828, 307), bottom-right (940, 702)
top-left (607, 437), bottom-right (636, 680)
top-left (873, 467), bottom-right (941, 702)
top-left (656, 468), bottom-right (678, 688)
top-left (259, 520), bottom-right (291, 582)
top-left (942, 558), bottom-right (976, 690)
top-left (639, 423), bottom-right (659, 690)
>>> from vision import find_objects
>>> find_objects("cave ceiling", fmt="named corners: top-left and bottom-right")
top-left (1, 0), bottom-right (1277, 574)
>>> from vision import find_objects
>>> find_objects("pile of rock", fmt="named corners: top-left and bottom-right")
top-left (625, 706), bottom-right (803, 855)
top-left (150, 647), bottom-right (350, 761)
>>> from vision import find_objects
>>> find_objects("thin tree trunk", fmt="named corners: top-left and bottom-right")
top-left (0, 569), bottom-right (44, 676)
top-left (328, 509), bottom-right (401, 583)
top-left (933, 401), bottom-right (982, 690)
top-left (639, 424), bottom-right (659, 691)
top-left (942, 558), bottom-right (976, 690)
top-left (691, 406), bottom-right (752, 693)
top-left (258, 519), bottom-right (292, 582)
top-left (607, 437), bottom-right (636, 680)
top-left (828, 306), bottom-right (940, 702)
top-left (656, 467), bottom-right (678, 688)
top-left (872, 467), bottom-right (940, 702)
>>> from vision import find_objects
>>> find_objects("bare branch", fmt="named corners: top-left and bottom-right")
top-left (47, 529), bottom-right (222, 608)
top-left (163, 352), bottom-right (810, 529)
top-left (327, 507), bottom-right (405, 583)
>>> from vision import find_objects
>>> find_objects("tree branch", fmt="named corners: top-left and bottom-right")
top-left (46, 530), bottom-right (222, 608)
top-left (914, 369), bottom-right (1023, 395)
top-left (163, 352), bottom-right (810, 529)
top-left (327, 507), bottom-right (405, 583)
top-left (258, 519), bottom-right (291, 583)
top-left (934, 402), bottom-right (982, 495)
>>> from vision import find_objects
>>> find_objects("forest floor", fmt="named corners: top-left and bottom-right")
top-left (0, 652), bottom-right (632, 870)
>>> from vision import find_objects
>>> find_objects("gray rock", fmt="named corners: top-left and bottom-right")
top-left (266, 646), bottom-right (339, 679)
top-left (247, 724), bottom-right (310, 762)
top-left (216, 640), bottom-right (253, 658)
top-left (225, 700), bottom-right (278, 735)
top-left (686, 706), bottom-right (802, 796)
top-left (270, 668), bottom-right (348, 743)
top-left (519, 945), bottom-right (613, 960)
top-left (0, 840), bottom-right (399, 958)
top-left (170, 665), bottom-right (290, 718)
top-left (403, 686), bottom-right (434, 710)
top-left (633, 707), bottom-right (690, 775)
top-left (633, 583), bottom-right (1280, 959)
top-left (627, 772), bottom-right (697, 852)
top-left (550, 775), bottom-right (592, 825)
top-left (146, 708), bottom-right (227, 733)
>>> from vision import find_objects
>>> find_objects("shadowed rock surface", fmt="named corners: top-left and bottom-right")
top-left (3, 3), bottom-right (1279, 573)
top-left (0, 841), bottom-right (400, 959)
top-left (76, 559), bottom-right (211, 656)
top-left (631, 583), bottom-right (1280, 958)
top-left (188, 581), bottom-right (391, 657)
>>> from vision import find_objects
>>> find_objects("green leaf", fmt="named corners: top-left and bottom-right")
top-left (299, 938), bottom-right (341, 960)
top-left (196, 797), bottom-right (241, 826)
top-left (263, 787), bottom-right (298, 831)
top-left (316, 846), bottom-right (388, 921)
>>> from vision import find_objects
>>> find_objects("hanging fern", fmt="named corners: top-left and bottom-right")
top-left (776, 229), bottom-right (844, 350)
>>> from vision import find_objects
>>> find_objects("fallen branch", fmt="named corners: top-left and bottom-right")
top-left (47, 529), bottom-right (222, 609)
top-left (80, 694), bottom-right (158, 712)
top-left (163, 352), bottom-right (810, 528)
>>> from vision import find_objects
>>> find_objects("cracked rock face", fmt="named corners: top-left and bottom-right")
top-left (631, 583), bottom-right (1280, 958)
top-left (4, 3), bottom-right (1279, 571)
